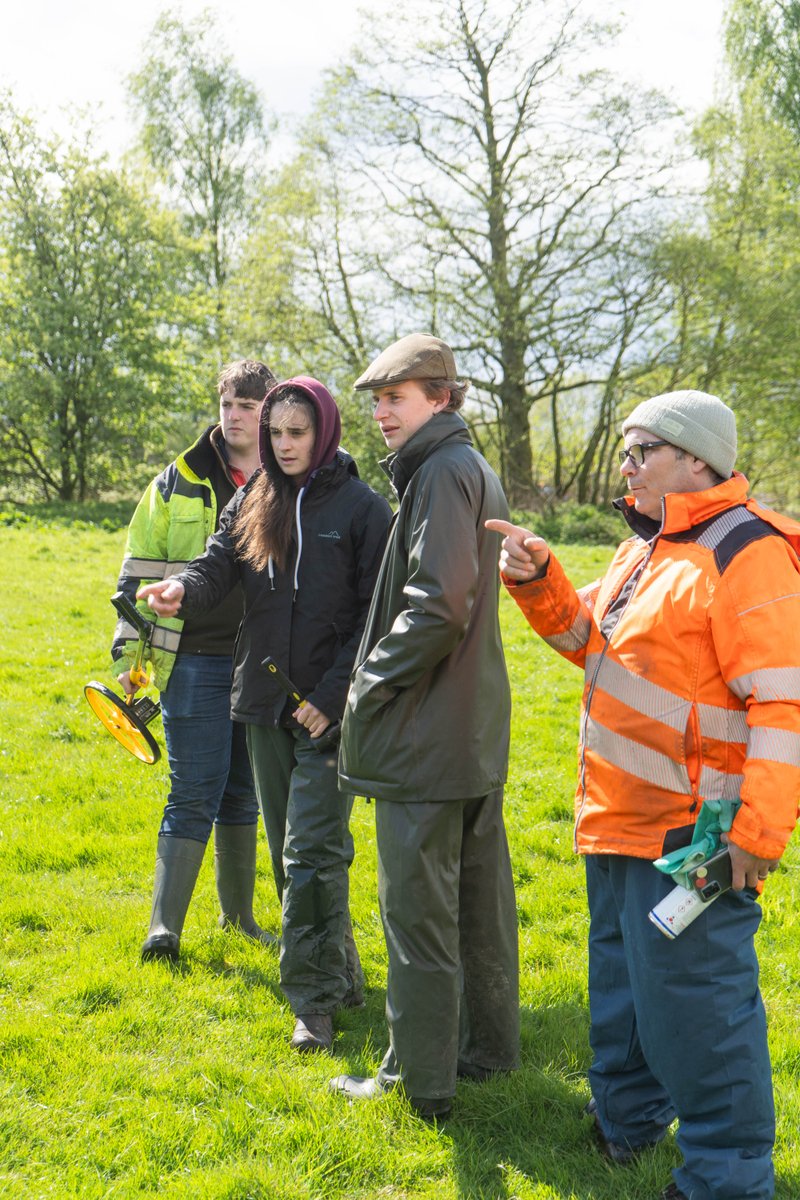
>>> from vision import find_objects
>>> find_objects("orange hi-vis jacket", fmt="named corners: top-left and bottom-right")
top-left (507, 475), bottom-right (800, 862)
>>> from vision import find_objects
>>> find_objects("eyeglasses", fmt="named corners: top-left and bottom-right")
top-left (618, 440), bottom-right (671, 466)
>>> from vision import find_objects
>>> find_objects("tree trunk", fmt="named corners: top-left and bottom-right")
top-left (501, 381), bottom-right (533, 506)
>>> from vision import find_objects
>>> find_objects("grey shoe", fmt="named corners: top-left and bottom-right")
top-left (141, 836), bottom-right (205, 962)
top-left (291, 1014), bottom-right (333, 1053)
top-left (329, 1074), bottom-right (383, 1101)
top-left (214, 823), bottom-right (278, 946)
top-left (329, 1075), bottom-right (451, 1120)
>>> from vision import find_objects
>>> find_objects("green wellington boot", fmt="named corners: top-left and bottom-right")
top-left (141, 835), bottom-right (206, 961)
top-left (214, 822), bottom-right (277, 946)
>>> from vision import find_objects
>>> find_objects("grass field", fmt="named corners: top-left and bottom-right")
top-left (1, 515), bottom-right (798, 1199)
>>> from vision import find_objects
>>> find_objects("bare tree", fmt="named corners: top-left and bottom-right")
top-left (295, 0), bottom-right (677, 502)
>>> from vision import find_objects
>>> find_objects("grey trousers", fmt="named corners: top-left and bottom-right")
top-left (246, 724), bottom-right (355, 1015)
top-left (375, 790), bottom-right (520, 1101)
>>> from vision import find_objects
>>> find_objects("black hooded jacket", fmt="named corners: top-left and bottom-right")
top-left (176, 450), bottom-right (392, 726)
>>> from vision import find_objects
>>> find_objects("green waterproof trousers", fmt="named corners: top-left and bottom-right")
top-left (246, 723), bottom-right (357, 1015)
top-left (375, 790), bottom-right (520, 1102)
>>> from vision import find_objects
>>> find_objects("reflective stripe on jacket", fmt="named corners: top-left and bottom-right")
top-left (507, 474), bottom-right (800, 861)
top-left (111, 425), bottom-right (236, 689)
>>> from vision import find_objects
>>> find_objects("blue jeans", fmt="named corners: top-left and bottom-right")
top-left (158, 653), bottom-right (257, 843)
top-left (586, 854), bottom-right (774, 1200)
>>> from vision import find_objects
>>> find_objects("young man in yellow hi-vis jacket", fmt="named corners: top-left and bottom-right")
top-left (113, 359), bottom-right (275, 962)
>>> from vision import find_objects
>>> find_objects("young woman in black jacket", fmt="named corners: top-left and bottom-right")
top-left (139, 377), bottom-right (392, 1052)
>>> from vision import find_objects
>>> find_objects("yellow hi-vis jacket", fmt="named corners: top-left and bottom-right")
top-left (506, 475), bottom-right (800, 863)
top-left (111, 425), bottom-right (239, 689)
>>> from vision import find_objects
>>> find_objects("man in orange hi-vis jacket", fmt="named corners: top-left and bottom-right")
top-left (488, 390), bottom-right (800, 1200)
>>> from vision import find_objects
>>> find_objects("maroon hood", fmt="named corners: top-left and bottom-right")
top-left (259, 376), bottom-right (342, 486)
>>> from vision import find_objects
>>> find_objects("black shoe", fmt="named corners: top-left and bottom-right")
top-left (409, 1095), bottom-right (452, 1122)
top-left (141, 932), bottom-right (180, 961)
top-left (660, 1186), bottom-right (687, 1200)
top-left (341, 986), bottom-right (365, 1009)
top-left (457, 1061), bottom-right (500, 1082)
top-left (290, 1014), bottom-right (333, 1053)
top-left (584, 1097), bottom-right (646, 1165)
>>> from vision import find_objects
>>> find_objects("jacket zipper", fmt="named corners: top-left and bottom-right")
top-left (573, 519), bottom-right (661, 851)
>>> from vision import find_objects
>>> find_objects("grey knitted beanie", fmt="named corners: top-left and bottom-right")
top-left (621, 390), bottom-right (737, 478)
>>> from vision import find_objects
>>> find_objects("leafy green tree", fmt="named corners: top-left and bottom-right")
top-left (230, 145), bottom-right (393, 492)
top-left (644, 11), bottom-right (800, 508)
top-left (726, 0), bottom-right (800, 130)
top-left (0, 100), bottom-right (205, 502)
top-left (127, 9), bottom-right (270, 357)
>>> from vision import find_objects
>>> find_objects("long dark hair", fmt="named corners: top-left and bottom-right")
top-left (234, 389), bottom-right (317, 573)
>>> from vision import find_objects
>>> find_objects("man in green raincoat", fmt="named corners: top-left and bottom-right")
top-left (332, 333), bottom-right (520, 1119)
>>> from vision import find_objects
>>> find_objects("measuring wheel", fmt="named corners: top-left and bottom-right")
top-left (84, 682), bottom-right (161, 765)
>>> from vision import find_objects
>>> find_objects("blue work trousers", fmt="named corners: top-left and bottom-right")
top-left (159, 653), bottom-right (258, 843)
top-left (586, 854), bottom-right (774, 1200)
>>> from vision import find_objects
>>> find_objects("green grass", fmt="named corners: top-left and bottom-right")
top-left (1, 525), bottom-right (798, 1198)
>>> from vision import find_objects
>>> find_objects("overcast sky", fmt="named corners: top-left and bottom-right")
top-left (1, 0), bottom-right (725, 158)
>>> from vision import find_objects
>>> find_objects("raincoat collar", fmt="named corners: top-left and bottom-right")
top-left (381, 411), bottom-right (471, 500)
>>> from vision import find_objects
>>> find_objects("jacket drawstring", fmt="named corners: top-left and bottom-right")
top-left (293, 486), bottom-right (306, 599)
top-left (267, 556), bottom-right (276, 591)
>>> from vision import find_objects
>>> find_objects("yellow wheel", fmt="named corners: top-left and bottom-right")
top-left (84, 682), bottom-right (161, 764)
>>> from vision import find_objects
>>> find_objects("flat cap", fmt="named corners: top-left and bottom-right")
top-left (354, 333), bottom-right (459, 391)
